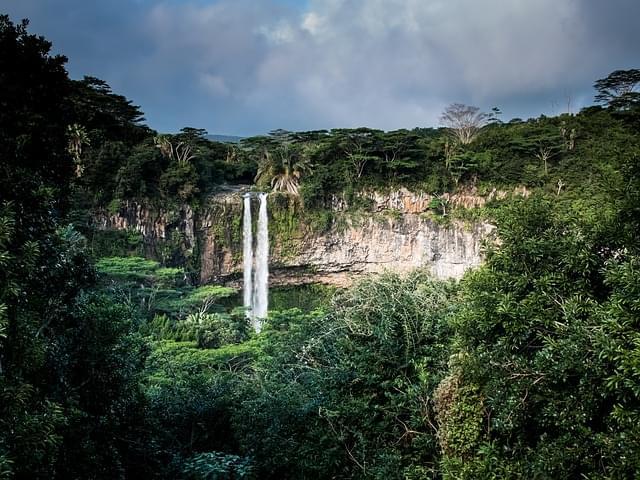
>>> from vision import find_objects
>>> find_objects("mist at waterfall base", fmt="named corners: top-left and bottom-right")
top-left (243, 192), bottom-right (269, 332)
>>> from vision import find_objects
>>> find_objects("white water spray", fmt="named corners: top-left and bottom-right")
top-left (242, 192), bottom-right (269, 332)
top-left (242, 194), bottom-right (253, 319)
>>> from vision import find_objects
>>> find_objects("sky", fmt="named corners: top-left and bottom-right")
top-left (3, 0), bottom-right (639, 136)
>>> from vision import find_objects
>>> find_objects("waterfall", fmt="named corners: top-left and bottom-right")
top-left (253, 193), bottom-right (269, 328)
top-left (242, 194), bottom-right (253, 319)
top-left (242, 192), bottom-right (269, 332)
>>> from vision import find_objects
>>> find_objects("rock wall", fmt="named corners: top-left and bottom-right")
top-left (95, 188), bottom-right (496, 287)
top-left (96, 202), bottom-right (195, 245)
top-left (95, 202), bottom-right (196, 262)
top-left (278, 215), bottom-right (492, 286)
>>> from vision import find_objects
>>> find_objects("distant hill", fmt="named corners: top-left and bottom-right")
top-left (206, 134), bottom-right (245, 143)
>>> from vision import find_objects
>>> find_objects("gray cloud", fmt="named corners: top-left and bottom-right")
top-left (3, 0), bottom-right (639, 134)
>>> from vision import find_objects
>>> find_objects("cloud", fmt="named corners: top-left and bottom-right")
top-left (200, 74), bottom-right (230, 97)
top-left (3, 0), bottom-right (639, 134)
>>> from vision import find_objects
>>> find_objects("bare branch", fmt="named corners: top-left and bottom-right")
top-left (440, 103), bottom-right (491, 145)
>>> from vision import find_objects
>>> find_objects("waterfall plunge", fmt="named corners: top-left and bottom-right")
top-left (242, 192), bottom-right (269, 332)
top-left (242, 194), bottom-right (253, 319)
top-left (254, 193), bottom-right (269, 324)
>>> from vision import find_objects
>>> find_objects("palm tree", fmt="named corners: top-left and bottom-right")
top-left (67, 123), bottom-right (90, 177)
top-left (154, 135), bottom-right (196, 164)
top-left (255, 144), bottom-right (313, 195)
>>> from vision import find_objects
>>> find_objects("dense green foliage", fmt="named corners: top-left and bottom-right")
top-left (0, 16), bottom-right (147, 479)
top-left (72, 97), bottom-right (639, 216)
top-left (442, 197), bottom-right (640, 478)
top-left (2, 14), bottom-right (640, 480)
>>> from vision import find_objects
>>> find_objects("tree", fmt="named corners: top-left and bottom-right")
top-left (230, 273), bottom-right (457, 479)
top-left (52, 293), bottom-right (148, 480)
top-left (594, 69), bottom-right (640, 109)
top-left (0, 17), bottom-right (150, 478)
top-left (429, 194), bottom-right (449, 216)
top-left (67, 123), bottom-right (90, 177)
top-left (443, 146), bottom-right (468, 186)
top-left (378, 130), bottom-right (422, 181)
top-left (114, 141), bottom-right (165, 199)
top-left (154, 135), bottom-right (196, 165)
top-left (443, 195), bottom-right (640, 478)
top-left (255, 144), bottom-right (313, 195)
top-left (533, 144), bottom-right (557, 176)
top-left (69, 76), bottom-right (149, 144)
top-left (333, 128), bottom-right (382, 180)
top-left (440, 103), bottom-right (492, 145)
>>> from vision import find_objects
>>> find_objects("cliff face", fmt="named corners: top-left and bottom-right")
top-left (96, 188), bottom-right (495, 286)
top-left (276, 215), bottom-right (492, 286)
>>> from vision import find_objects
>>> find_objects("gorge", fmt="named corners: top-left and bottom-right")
top-left (5, 12), bottom-right (640, 478)
top-left (95, 187), bottom-right (497, 289)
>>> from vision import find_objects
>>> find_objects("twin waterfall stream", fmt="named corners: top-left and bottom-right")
top-left (242, 192), bottom-right (269, 332)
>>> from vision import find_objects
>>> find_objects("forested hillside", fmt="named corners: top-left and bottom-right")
top-left (1, 15), bottom-right (640, 479)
